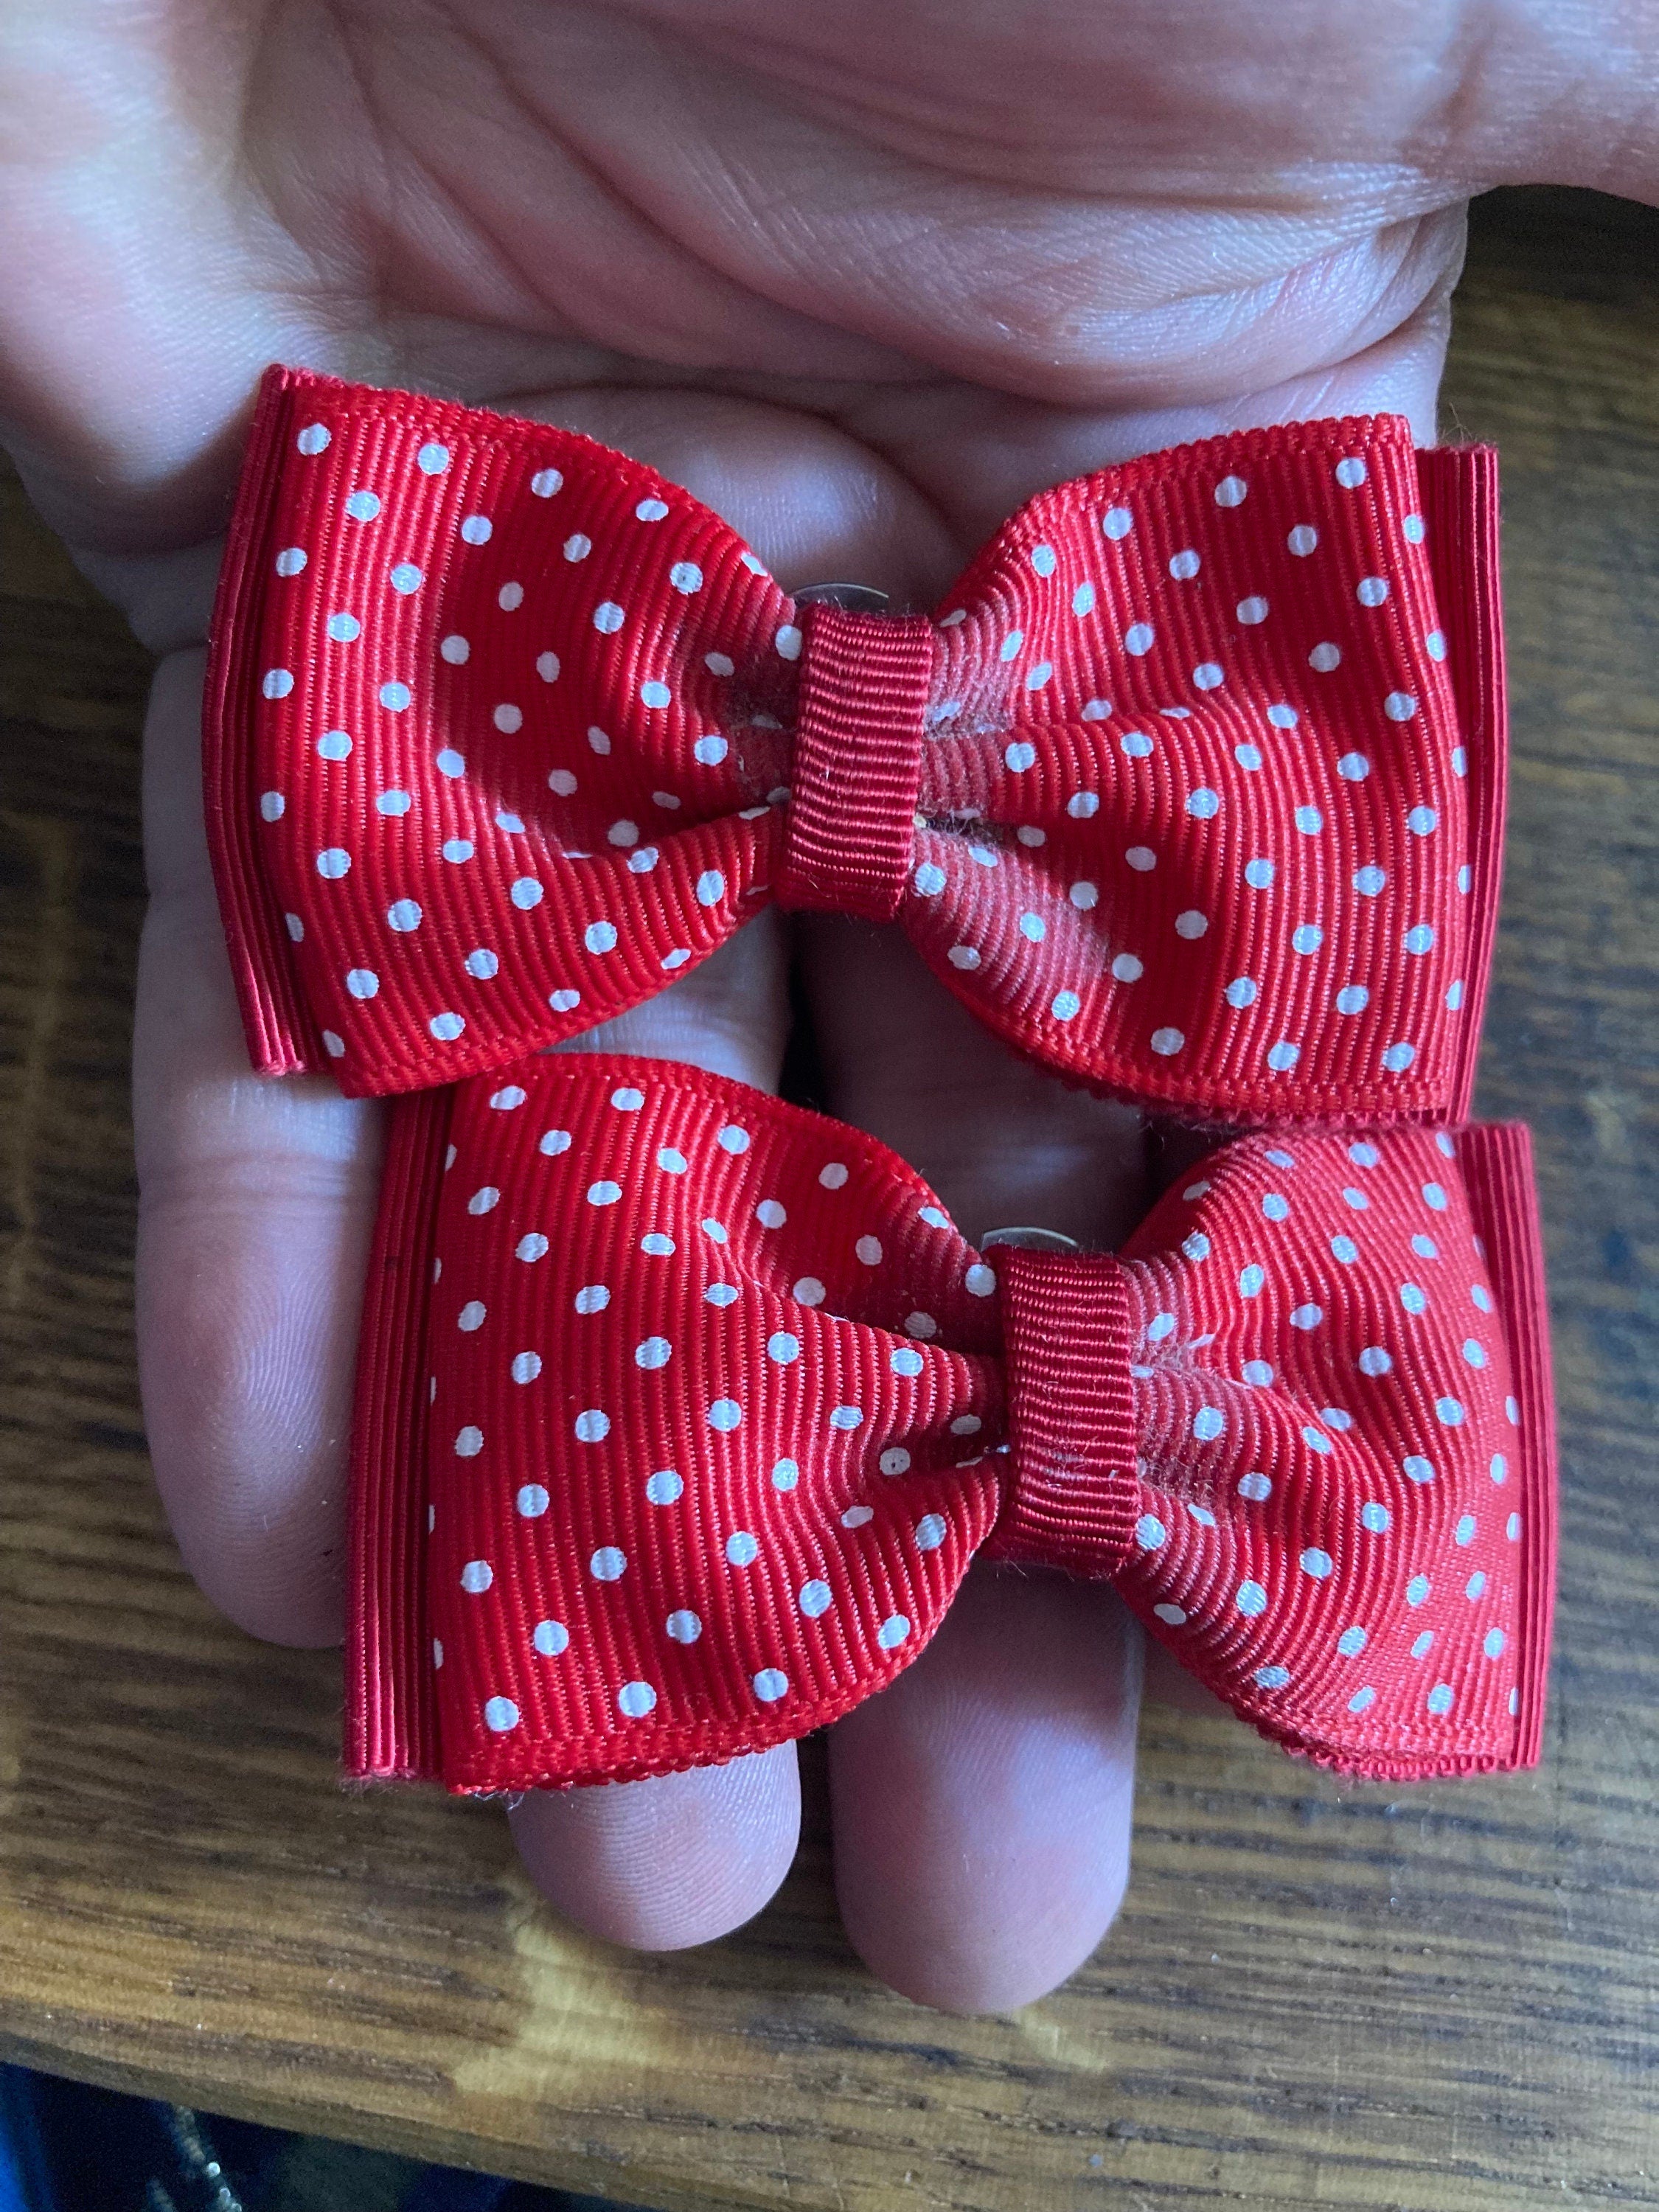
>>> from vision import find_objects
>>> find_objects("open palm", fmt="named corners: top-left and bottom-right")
top-left (3, 0), bottom-right (1637, 2008)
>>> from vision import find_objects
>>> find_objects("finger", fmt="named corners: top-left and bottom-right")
top-left (512, 914), bottom-right (812, 1952)
top-left (803, 922), bottom-right (1150, 2008)
top-left (830, 1566), bottom-right (1141, 2011)
top-left (508, 1745), bottom-right (801, 1952)
top-left (801, 918), bottom-right (1149, 1252)
top-left (133, 653), bottom-right (790, 1648)
top-left (135, 647), bottom-right (385, 1646)
top-left (496, 392), bottom-right (953, 1950)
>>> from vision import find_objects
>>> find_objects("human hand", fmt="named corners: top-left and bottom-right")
top-left (6, 0), bottom-right (1650, 2008)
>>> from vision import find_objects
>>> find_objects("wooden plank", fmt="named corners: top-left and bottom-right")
top-left (0, 183), bottom-right (1655, 2208)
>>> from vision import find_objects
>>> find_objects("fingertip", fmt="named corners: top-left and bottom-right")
top-left (509, 1745), bottom-right (801, 1951)
top-left (830, 1569), bottom-right (1141, 2012)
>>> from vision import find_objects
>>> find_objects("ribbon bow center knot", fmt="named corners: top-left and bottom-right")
top-left (773, 602), bottom-right (936, 923)
top-left (987, 1248), bottom-right (1141, 1578)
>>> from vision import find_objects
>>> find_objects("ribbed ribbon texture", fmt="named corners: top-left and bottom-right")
top-left (773, 603), bottom-right (935, 920)
top-left (985, 1251), bottom-right (1138, 1575)
top-left (345, 1057), bottom-right (1557, 1795)
top-left (206, 369), bottom-right (1506, 1124)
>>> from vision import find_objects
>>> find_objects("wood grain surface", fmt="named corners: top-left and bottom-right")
top-left (1, 186), bottom-right (1655, 2212)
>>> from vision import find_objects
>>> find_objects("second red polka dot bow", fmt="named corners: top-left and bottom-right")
top-left (346, 1057), bottom-right (1555, 1794)
top-left (208, 369), bottom-right (1506, 1124)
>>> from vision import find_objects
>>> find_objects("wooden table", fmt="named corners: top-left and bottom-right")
top-left (1, 185), bottom-right (1655, 2211)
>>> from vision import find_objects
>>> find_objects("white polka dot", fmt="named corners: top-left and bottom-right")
top-left (1192, 1407), bottom-right (1225, 1443)
top-left (1051, 990), bottom-right (1083, 1022)
top-left (617, 1680), bottom-right (657, 1718)
top-left (1186, 788), bottom-right (1221, 821)
top-left (1295, 807), bottom-right (1324, 836)
top-left (453, 1426), bottom-right (484, 1461)
top-left (1382, 1042), bottom-right (1417, 1073)
top-left (1255, 1666), bottom-right (1290, 1690)
top-left (1302, 1426), bottom-right (1335, 1455)
top-left (378, 682), bottom-right (411, 712)
top-left (533, 1619), bottom-right (569, 1657)
top-left (1182, 1232), bottom-right (1211, 1262)
top-left (316, 729), bottom-right (353, 764)
top-left (773, 623), bottom-right (804, 661)
top-left (1360, 1502), bottom-right (1391, 1534)
top-left (284, 913), bottom-right (305, 942)
top-left (1238, 1264), bottom-right (1266, 1298)
top-left (376, 790), bottom-right (413, 818)
top-left (548, 988), bottom-right (582, 1014)
top-left (1404, 924), bottom-right (1436, 956)
top-left (515, 1477), bottom-right (551, 1517)
top-left (1354, 866), bottom-right (1388, 897)
top-left (707, 1399), bottom-right (742, 1433)
top-left (1121, 732), bottom-right (1154, 760)
top-left (344, 967), bottom-right (380, 1001)
top-left (1192, 662), bottom-right (1224, 690)
top-left (1237, 595), bottom-right (1269, 625)
top-left (829, 1406), bottom-right (863, 1433)
top-left (752, 1669), bottom-right (789, 1703)
top-left (1308, 642), bottom-right (1342, 674)
top-left (1112, 954), bottom-right (1144, 984)
top-left (506, 877), bottom-right (543, 912)
top-left (321, 1032), bottom-right (345, 1057)
top-left (1428, 629), bottom-right (1448, 661)
top-left (787, 1276), bottom-right (826, 1310)
top-left (913, 1514), bottom-right (947, 1553)
top-left (1121, 622), bottom-right (1155, 658)
top-left (515, 1234), bottom-right (549, 1264)
top-left (1291, 924), bottom-right (1324, 956)
top-left (1236, 1581), bottom-right (1268, 1617)
top-left (964, 1263), bottom-right (997, 1298)
top-left (428, 1010), bottom-right (465, 1041)
top-left (1267, 1041), bottom-right (1301, 1072)
top-left (1214, 474), bottom-right (1248, 507)
top-left (457, 1301), bottom-right (487, 1332)
top-left (1356, 575), bottom-right (1391, 608)
top-left (295, 423), bottom-right (333, 458)
top-left (1337, 752), bottom-right (1371, 783)
top-left (1484, 1629), bottom-right (1506, 1660)
top-left (1243, 859), bottom-right (1276, 892)
top-left (1235, 743), bottom-right (1264, 771)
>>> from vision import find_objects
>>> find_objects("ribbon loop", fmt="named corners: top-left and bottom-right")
top-left (772, 603), bottom-right (935, 922)
top-left (985, 1249), bottom-right (1138, 1576)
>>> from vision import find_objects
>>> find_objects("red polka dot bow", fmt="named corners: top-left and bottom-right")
top-left (209, 369), bottom-right (1506, 1124)
top-left (346, 1057), bottom-right (1555, 1794)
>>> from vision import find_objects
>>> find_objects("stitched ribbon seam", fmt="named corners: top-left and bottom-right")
top-left (208, 369), bottom-right (1505, 1124)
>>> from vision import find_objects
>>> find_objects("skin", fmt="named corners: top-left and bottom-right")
top-left (4, 0), bottom-right (1657, 2011)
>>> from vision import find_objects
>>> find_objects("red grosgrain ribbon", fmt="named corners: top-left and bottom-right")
top-left (208, 369), bottom-right (1506, 1124)
top-left (344, 1057), bottom-right (1556, 1794)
